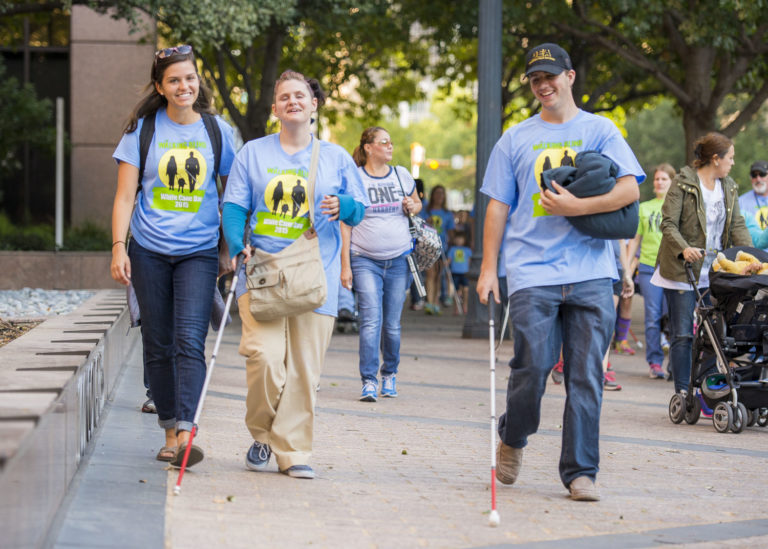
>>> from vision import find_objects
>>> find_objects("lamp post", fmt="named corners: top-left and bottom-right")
top-left (463, 0), bottom-right (503, 338)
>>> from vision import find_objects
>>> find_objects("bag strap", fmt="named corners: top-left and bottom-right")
top-left (392, 165), bottom-right (414, 222)
top-left (306, 137), bottom-right (321, 226)
top-left (201, 112), bottom-right (222, 182)
top-left (137, 111), bottom-right (156, 194)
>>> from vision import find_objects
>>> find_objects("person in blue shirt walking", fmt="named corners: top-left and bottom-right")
top-left (739, 160), bottom-right (768, 250)
top-left (446, 231), bottom-right (472, 314)
top-left (222, 70), bottom-right (368, 479)
top-left (422, 185), bottom-right (454, 314)
top-left (477, 43), bottom-right (644, 502)
top-left (110, 45), bottom-right (237, 466)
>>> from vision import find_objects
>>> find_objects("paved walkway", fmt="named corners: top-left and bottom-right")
top-left (51, 302), bottom-right (768, 548)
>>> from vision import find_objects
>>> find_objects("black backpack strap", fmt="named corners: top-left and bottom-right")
top-left (201, 112), bottom-right (222, 182)
top-left (137, 112), bottom-right (156, 195)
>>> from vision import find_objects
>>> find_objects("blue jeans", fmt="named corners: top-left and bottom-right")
top-left (637, 263), bottom-right (667, 366)
top-left (129, 241), bottom-right (218, 432)
top-left (351, 253), bottom-right (410, 384)
top-left (499, 279), bottom-right (614, 487)
top-left (664, 288), bottom-right (710, 393)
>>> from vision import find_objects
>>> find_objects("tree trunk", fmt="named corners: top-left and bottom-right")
top-left (681, 107), bottom-right (715, 166)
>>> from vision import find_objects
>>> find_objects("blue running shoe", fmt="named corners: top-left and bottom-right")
top-left (697, 390), bottom-right (713, 418)
top-left (360, 381), bottom-right (377, 402)
top-left (381, 374), bottom-right (398, 397)
top-left (245, 441), bottom-right (271, 471)
top-left (280, 464), bottom-right (315, 479)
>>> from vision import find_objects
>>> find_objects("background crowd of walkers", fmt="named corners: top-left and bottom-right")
top-left (109, 41), bottom-right (767, 501)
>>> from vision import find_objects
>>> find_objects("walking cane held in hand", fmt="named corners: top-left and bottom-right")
top-left (174, 253), bottom-right (245, 495)
top-left (488, 292), bottom-right (500, 527)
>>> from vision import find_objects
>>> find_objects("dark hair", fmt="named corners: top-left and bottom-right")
top-left (123, 47), bottom-right (215, 134)
top-left (414, 178), bottom-right (425, 199)
top-left (273, 69), bottom-right (326, 107)
top-left (352, 126), bottom-right (387, 167)
top-left (692, 133), bottom-right (733, 168)
top-left (654, 162), bottom-right (676, 180)
top-left (427, 184), bottom-right (447, 211)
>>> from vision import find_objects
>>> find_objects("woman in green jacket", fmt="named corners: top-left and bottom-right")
top-left (652, 132), bottom-right (751, 395)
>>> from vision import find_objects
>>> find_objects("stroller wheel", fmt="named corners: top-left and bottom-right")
top-left (758, 408), bottom-right (768, 428)
top-left (669, 393), bottom-right (685, 424)
top-left (712, 402), bottom-right (732, 433)
top-left (747, 409), bottom-right (757, 427)
top-left (684, 393), bottom-right (701, 425)
top-left (731, 402), bottom-right (747, 433)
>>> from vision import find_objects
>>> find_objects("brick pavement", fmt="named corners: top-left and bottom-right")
top-left (53, 301), bottom-right (768, 548)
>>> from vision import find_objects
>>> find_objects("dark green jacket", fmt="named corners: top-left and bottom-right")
top-left (657, 165), bottom-right (751, 284)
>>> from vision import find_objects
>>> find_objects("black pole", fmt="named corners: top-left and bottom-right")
top-left (463, 0), bottom-right (502, 338)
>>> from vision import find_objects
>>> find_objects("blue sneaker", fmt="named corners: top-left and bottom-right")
top-left (360, 381), bottom-right (377, 402)
top-left (280, 464), bottom-right (315, 479)
top-left (697, 391), bottom-right (713, 418)
top-left (381, 374), bottom-right (398, 397)
top-left (245, 441), bottom-right (271, 471)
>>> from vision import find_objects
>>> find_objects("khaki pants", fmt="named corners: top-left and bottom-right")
top-left (237, 295), bottom-right (334, 470)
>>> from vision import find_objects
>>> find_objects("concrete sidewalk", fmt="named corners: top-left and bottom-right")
top-left (51, 305), bottom-right (768, 548)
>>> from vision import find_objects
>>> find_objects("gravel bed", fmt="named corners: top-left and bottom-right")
top-left (0, 288), bottom-right (95, 320)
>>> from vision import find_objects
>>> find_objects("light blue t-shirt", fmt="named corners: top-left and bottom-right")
top-left (350, 165), bottom-right (415, 260)
top-left (739, 190), bottom-right (768, 251)
top-left (113, 108), bottom-right (236, 255)
top-left (223, 134), bottom-right (370, 316)
top-left (422, 208), bottom-right (455, 248)
top-left (448, 245), bottom-right (472, 274)
top-left (481, 110), bottom-right (645, 296)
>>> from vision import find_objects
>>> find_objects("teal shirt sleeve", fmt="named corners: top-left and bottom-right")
top-left (222, 202), bottom-right (249, 258)
top-left (336, 194), bottom-right (366, 226)
top-left (743, 213), bottom-right (768, 248)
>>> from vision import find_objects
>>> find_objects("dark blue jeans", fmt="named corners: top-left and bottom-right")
top-left (637, 263), bottom-right (667, 366)
top-left (664, 287), bottom-right (711, 393)
top-left (129, 241), bottom-right (218, 432)
top-left (499, 279), bottom-right (614, 487)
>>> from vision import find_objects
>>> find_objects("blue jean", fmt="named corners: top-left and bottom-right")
top-left (664, 288), bottom-right (710, 393)
top-left (637, 263), bottom-right (667, 366)
top-left (129, 241), bottom-right (218, 432)
top-left (499, 279), bottom-right (614, 487)
top-left (351, 253), bottom-right (410, 384)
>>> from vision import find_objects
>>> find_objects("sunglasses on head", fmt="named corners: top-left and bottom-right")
top-left (752, 170), bottom-right (767, 178)
top-left (155, 45), bottom-right (193, 61)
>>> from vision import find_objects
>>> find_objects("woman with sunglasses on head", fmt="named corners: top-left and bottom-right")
top-left (111, 45), bottom-right (237, 466)
top-left (342, 127), bottom-right (422, 402)
top-left (222, 70), bottom-right (368, 479)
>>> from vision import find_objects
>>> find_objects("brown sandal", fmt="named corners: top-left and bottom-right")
top-left (155, 446), bottom-right (177, 462)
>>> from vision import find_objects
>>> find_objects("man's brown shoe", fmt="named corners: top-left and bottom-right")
top-left (495, 441), bottom-right (523, 485)
top-left (568, 476), bottom-right (600, 501)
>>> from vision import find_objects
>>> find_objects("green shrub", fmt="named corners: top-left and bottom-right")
top-left (64, 222), bottom-right (111, 251)
top-left (0, 214), bottom-right (110, 251)
top-left (0, 213), bottom-right (54, 250)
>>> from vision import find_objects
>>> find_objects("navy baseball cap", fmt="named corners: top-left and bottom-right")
top-left (525, 43), bottom-right (573, 77)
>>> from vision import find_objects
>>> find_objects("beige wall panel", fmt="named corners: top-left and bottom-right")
top-left (70, 42), bottom-right (153, 145)
top-left (71, 5), bottom-right (154, 43)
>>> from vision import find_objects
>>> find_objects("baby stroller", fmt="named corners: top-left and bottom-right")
top-left (668, 246), bottom-right (768, 433)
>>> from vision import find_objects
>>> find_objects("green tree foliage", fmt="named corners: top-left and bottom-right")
top-left (0, 57), bottom-right (55, 188)
top-left (548, 0), bottom-right (768, 162)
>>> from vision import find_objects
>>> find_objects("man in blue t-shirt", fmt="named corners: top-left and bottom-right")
top-left (476, 43), bottom-right (644, 502)
top-left (739, 160), bottom-right (768, 251)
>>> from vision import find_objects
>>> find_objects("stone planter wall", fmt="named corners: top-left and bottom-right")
top-left (0, 251), bottom-right (122, 290)
top-left (0, 291), bottom-right (140, 548)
